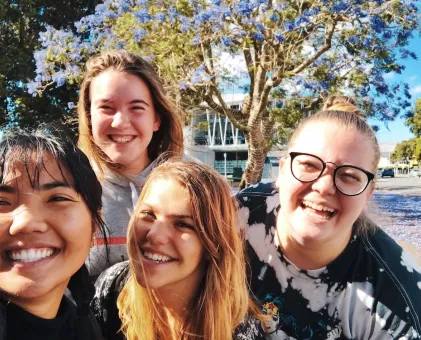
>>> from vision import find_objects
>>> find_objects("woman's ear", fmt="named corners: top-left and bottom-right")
top-left (275, 156), bottom-right (287, 188)
top-left (91, 210), bottom-right (102, 247)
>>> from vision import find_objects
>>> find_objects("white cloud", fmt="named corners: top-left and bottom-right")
top-left (410, 85), bottom-right (421, 95)
top-left (408, 76), bottom-right (417, 83)
top-left (384, 73), bottom-right (395, 80)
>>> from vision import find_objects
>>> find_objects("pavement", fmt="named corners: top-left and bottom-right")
top-left (375, 174), bottom-right (421, 196)
top-left (370, 175), bottom-right (421, 266)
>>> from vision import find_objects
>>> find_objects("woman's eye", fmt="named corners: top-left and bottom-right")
top-left (131, 106), bottom-right (144, 111)
top-left (175, 221), bottom-right (195, 230)
top-left (140, 211), bottom-right (155, 218)
top-left (0, 200), bottom-right (10, 206)
top-left (48, 196), bottom-right (71, 203)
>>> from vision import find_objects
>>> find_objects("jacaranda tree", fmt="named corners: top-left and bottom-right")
top-left (30, 0), bottom-right (419, 187)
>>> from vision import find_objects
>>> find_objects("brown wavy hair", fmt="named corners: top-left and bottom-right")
top-left (77, 50), bottom-right (184, 179)
top-left (117, 161), bottom-right (257, 339)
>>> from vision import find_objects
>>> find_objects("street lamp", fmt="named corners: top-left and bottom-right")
top-left (224, 152), bottom-right (227, 178)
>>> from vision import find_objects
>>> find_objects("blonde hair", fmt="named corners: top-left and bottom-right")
top-left (117, 161), bottom-right (255, 339)
top-left (288, 95), bottom-right (379, 234)
top-left (77, 50), bottom-right (184, 180)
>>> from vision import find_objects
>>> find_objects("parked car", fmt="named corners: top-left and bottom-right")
top-left (376, 168), bottom-right (383, 177)
top-left (410, 169), bottom-right (421, 177)
top-left (381, 168), bottom-right (395, 178)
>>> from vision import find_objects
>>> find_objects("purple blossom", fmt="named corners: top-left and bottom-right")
top-left (180, 16), bottom-right (191, 32)
top-left (332, 1), bottom-right (348, 13)
top-left (283, 21), bottom-right (295, 32)
top-left (180, 81), bottom-right (188, 90)
top-left (52, 72), bottom-right (67, 87)
top-left (274, 29), bottom-right (284, 42)
top-left (168, 6), bottom-right (179, 22)
top-left (220, 36), bottom-right (232, 47)
top-left (154, 12), bottom-right (166, 23)
top-left (190, 34), bottom-right (201, 45)
top-left (134, 8), bottom-right (151, 24)
top-left (255, 22), bottom-right (264, 31)
top-left (133, 28), bottom-right (147, 43)
top-left (67, 102), bottom-right (75, 109)
top-left (253, 32), bottom-right (264, 42)
top-left (295, 16), bottom-right (309, 27)
top-left (270, 14), bottom-right (279, 22)
top-left (347, 35), bottom-right (359, 44)
top-left (27, 81), bottom-right (40, 96)
top-left (370, 14), bottom-right (385, 34)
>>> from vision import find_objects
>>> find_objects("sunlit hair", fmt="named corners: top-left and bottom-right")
top-left (117, 161), bottom-right (255, 339)
top-left (77, 50), bottom-right (184, 179)
top-left (286, 95), bottom-right (379, 234)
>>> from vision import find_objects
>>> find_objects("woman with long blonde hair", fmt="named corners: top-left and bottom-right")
top-left (91, 161), bottom-right (264, 339)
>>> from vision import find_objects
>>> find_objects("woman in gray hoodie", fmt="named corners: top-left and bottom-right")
top-left (77, 50), bottom-right (185, 275)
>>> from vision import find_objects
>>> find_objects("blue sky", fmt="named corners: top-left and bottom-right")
top-left (370, 35), bottom-right (421, 143)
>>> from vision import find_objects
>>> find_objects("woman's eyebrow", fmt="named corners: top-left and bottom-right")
top-left (0, 184), bottom-right (15, 193)
top-left (129, 99), bottom-right (149, 106)
top-left (40, 181), bottom-right (71, 191)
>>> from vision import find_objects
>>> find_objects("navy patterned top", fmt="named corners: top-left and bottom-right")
top-left (90, 261), bottom-right (266, 339)
top-left (236, 181), bottom-right (421, 340)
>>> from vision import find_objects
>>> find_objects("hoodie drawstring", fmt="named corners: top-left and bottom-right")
top-left (129, 182), bottom-right (139, 211)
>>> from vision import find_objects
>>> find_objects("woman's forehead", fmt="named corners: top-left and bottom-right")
top-left (291, 123), bottom-right (375, 166)
top-left (1, 153), bottom-right (73, 188)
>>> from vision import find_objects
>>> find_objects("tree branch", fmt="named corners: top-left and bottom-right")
top-left (287, 20), bottom-right (338, 76)
top-left (203, 88), bottom-right (250, 132)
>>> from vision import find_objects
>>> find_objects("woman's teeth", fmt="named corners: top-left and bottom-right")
top-left (7, 248), bottom-right (55, 263)
top-left (143, 251), bottom-right (174, 263)
top-left (302, 200), bottom-right (335, 213)
top-left (302, 200), bottom-right (335, 218)
top-left (109, 135), bottom-right (134, 143)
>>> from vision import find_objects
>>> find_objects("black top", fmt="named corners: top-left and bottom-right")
top-left (236, 181), bottom-right (421, 339)
top-left (0, 295), bottom-right (103, 340)
top-left (91, 261), bottom-right (266, 339)
top-left (5, 298), bottom-right (76, 340)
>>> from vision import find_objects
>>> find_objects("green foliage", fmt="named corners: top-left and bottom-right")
top-left (1, 0), bottom-right (101, 132)
top-left (406, 98), bottom-right (421, 137)
top-left (390, 138), bottom-right (417, 163)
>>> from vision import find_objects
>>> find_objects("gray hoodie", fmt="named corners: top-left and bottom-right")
top-left (86, 159), bottom-right (159, 275)
top-left (86, 156), bottom-right (197, 276)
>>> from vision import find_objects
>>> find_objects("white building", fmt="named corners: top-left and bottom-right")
top-left (184, 93), bottom-right (285, 180)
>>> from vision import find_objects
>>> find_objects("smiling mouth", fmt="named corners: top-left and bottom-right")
top-left (301, 200), bottom-right (336, 219)
top-left (142, 250), bottom-right (177, 264)
top-left (108, 135), bottom-right (135, 143)
top-left (6, 247), bottom-right (58, 263)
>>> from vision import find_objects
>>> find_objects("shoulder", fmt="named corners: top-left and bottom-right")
top-left (236, 181), bottom-right (279, 231)
top-left (233, 314), bottom-right (266, 340)
top-left (91, 261), bottom-right (130, 329)
top-left (362, 229), bottom-right (421, 334)
top-left (93, 261), bottom-right (130, 300)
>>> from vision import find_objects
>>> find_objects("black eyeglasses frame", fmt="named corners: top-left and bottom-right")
top-left (289, 152), bottom-right (375, 197)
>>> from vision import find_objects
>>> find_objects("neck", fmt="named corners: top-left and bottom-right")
top-left (276, 217), bottom-right (351, 270)
top-left (155, 285), bottom-right (197, 318)
top-left (123, 156), bottom-right (152, 175)
top-left (9, 284), bottom-right (67, 319)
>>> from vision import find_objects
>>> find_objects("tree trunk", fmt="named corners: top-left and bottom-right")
top-left (239, 107), bottom-right (268, 189)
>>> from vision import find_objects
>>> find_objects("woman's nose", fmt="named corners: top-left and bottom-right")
top-left (145, 221), bottom-right (170, 245)
top-left (9, 206), bottom-right (48, 235)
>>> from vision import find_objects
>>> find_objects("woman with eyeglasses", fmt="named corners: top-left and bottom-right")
top-left (236, 96), bottom-right (421, 339)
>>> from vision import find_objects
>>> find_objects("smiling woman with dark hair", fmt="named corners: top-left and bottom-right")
top-left (0, 129), bottom-right (107, 340)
